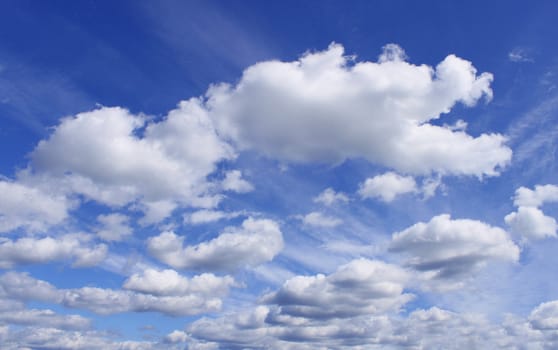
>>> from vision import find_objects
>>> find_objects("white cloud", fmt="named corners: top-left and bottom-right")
top-left (96, 213), bottom-right (132, 241)
top-left (164, 330), bottom-right (189, 344)
top-left (221, 170), bottom-right (254, 193)
top-left (123, 268), bottom-right (235, 296)
top-left (185, 209), bottom-right (243, 225)
top-left (313, 188), bottom-right (349, 206)
top-left (529, 300), bottom-right (558, 330)
top-left (28, 100), bottom-right (235, 219)
top-left (137, 200), bottom-right (177, 226)
top-left (390, 214), bottom-right (520, 289)
top-left (505, 206), bottom-right (557, 240)
top-left (0, 271), bottom-right (231, 317)
top-left (0, 309), bottom-right (90, 330)
top-left (0, 179), bottom-right (70, 233)
top-left (0, 326), bottom-right (168, 350)
top-left (300, 211), bottom-right (342, 228)
top-left (62, 286), bottom-right (222, 316)
top-left (505, 184), bottom-right (558, 240)
top-left (358, 172), bottom-right (417, 202)
top-left (207, 43), bottom-right (511, 176)
top-left (0, 234), bottom-right (107, 269)
top-left (148, 218), bottom-right (284, 271)
top-left (262, 258), bottom-right (412, 319)
top-left (513, 184), bottom-right (558, 207)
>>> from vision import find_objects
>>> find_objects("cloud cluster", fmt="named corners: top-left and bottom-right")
top-left (358, 172), bottom-right (417, 202)
top-left (0, 234), bottom-right (107, 268)
top-left (390, 214), bottom-right (519, 290)
top-left (182, 293), bottom-right (558, 349)
top-left (207, 43), bottom-right (511, 176)
top-left (0, 270), bottom-right (235, 317)
top-left (505, 184), bottom-right (558, 240)
top-left (0, 179), bottom-right (70, 233)
top-left (148, 218), bottom-right (283, 271)
top-left (262, 258), bottom-right (412, 319)
top-left (28, 100), bottom-right (235, 221)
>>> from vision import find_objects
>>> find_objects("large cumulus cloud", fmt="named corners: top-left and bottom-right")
top-left (207, 43), bottom-right (511, 176)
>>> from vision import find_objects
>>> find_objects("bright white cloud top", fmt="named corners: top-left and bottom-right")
top-left (207, 43), bottom-right (511, 176)
top-left (1, 3), bottom-right (558, 348)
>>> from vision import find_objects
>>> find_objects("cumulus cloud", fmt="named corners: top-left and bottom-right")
top-left (0, 234), bottom-right (107, 268)
top-left (137, 200), bottom-right (177, 226)
top-left (221, 170), bottom-right (254, 193)
top-left (148, 218), bottom-right (283, 271)
top-left (0, 179), bottom-right (70, 233)
top-left (529, 300), bottom-right (558, 330)
top-left (313, 188), bottom-right (349, 206)
top-left (0, 270), bottom-right (233, 317)
top-left (207, 43), bottom-right (511, 176)
top-left (28, 100), bottom-right (235, 220)
top-left (505, 184), bottom-right (558, 240)
top-left (390, 214), bottom-right (519, 289)
top-left (95, 213), bottom-right (132, 241)
top-left (505, 206), bottom-right (557, 240)
top-left (123, 268), bottom-right (235, 296)
top-left (358, 172), bottom-right (417, 202)
top-left (513, 184), bottom-right (558, 207)
top-left (184, 302), bottom-right (550, 349)
top-left (300, 212), bottom-right (342, 228)
top-left (262, 258), bottom-right (412, 319)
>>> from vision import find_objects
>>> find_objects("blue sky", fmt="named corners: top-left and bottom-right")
top-left (1, 1), bottom-right (558, 349)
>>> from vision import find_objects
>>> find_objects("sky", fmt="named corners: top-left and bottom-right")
top-left (1, 0), bottom-right (558, 349)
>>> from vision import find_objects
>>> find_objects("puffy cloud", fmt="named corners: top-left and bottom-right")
top-left (207, 43), bottom-right (510, 176)
top-left (529, 300), bottom-right (558, 348)
top-left (184, 304), bottom-right (532, 349)
top-left (358, 172), bottom-right (417, 202)
top-left (506, 184), bottom-right (558, 241)
top-left (61, 287), bottom-right (222, 316)
top-left (530, 300), bottom-right (558, 330)
top-left (300, 212), bottom-right (342, 228)
top-left (513, 184), bottom-right (558, 207)
top-left (505, 206), bottom-right (557, 240)
top-left (164, 330), bottom-right (189, 344)
top-left (313, 188), bottom-right (349, 206)
top-left (0, 271), bottom-right (61, 302)
top-left (123, 268), bottom-right (235, 296)
top-left (96, 213), bottom-right (132, 241)
top-left (29, 100), bottom-right (234, 218)
top-left (137, 200), bottom-right (177, 226)
top-left (221, 170), bottom-right (254, 193)
top-left (0, 179), bottom-right (70, 233)
top-left (0, 271), bottom-right (233, 317)
top-left (262, 258), bottom-right (412, 319)
top-left (390, 214), bottom-right (520, 289)
top-left (148, 218), bottom-right (283, 271)
top-left (0, 234), bottom-right (107, 269)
